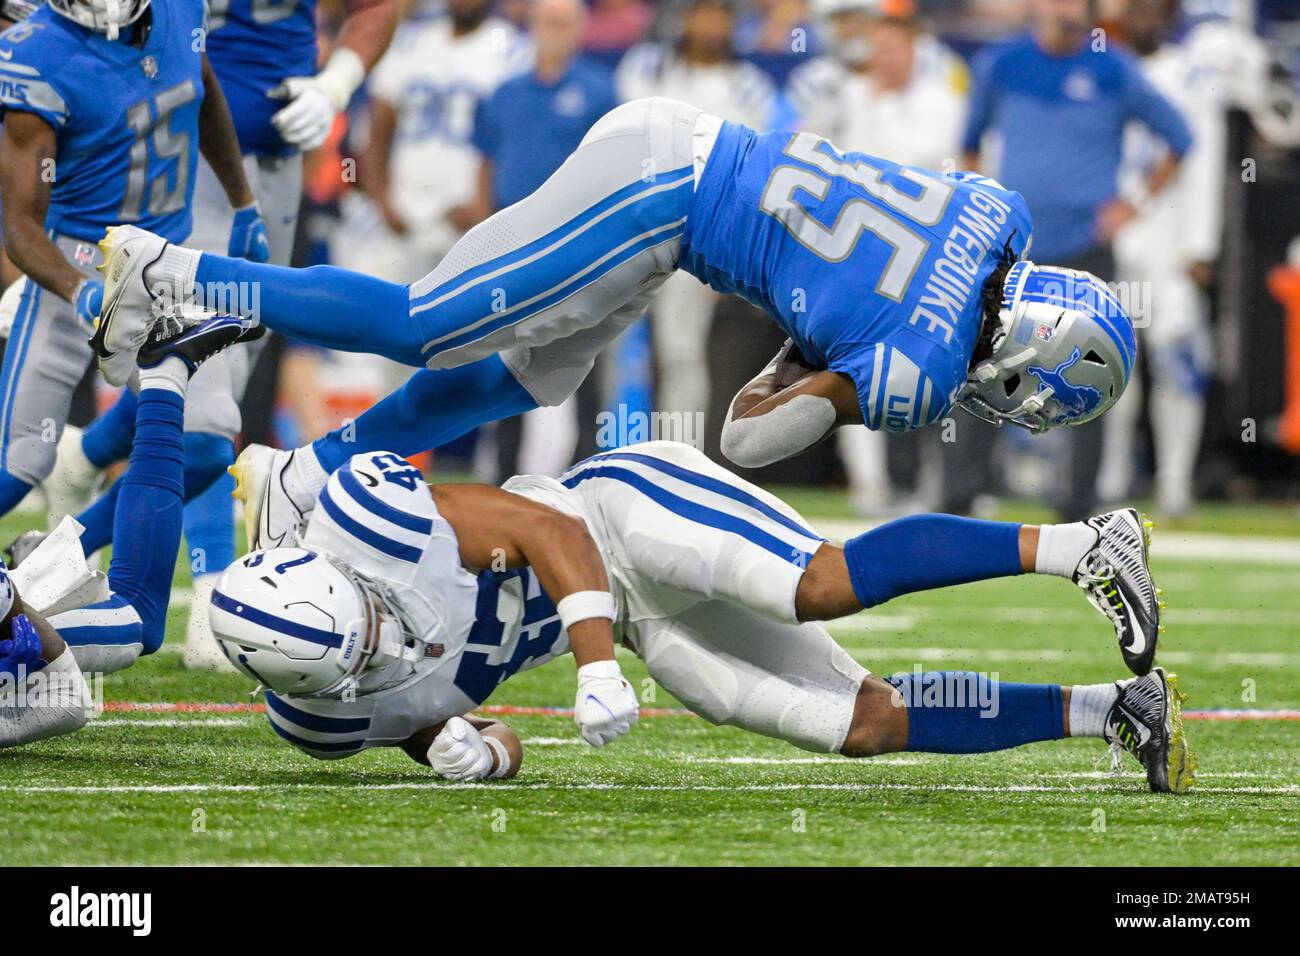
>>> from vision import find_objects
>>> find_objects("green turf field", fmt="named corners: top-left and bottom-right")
top-left (1, 499), bottom-right (1297, 866)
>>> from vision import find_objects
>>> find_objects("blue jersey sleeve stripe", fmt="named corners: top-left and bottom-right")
top-left (265, 692), bottom-right (371, 735)
top-left (335, 466), bottom-right (434, 535)
top-left (317, 484), bottom-right (424, 564)
top-left (872, 346), bottom-right (894, 430)
top-left (211, 588), bottom-right (343, 648)
top-left (561, 465), bottom-right (816, 567)
top-left (580, 450), bottom-right (822, 543)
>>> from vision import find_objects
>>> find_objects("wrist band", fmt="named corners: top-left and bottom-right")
top-left (483, 735), bottom-right (511, 779)
top-left (317, 47), bottom-right (366, 112)
top-left (556, 590), bottom-right (616, 630)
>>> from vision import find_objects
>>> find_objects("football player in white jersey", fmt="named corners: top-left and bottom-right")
top-left (209, 442), bottom-right (1193, 793)
top-left (791, 4), bottom-right (965, 177)
top-left (1098, 0), bottom-right (1224, 518)
top-left (615, 0), bottom-right (775, 427)
top-left (347, 0), bottom-right (529, 283)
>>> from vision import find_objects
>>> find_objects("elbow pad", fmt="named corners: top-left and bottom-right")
top-left (720, 394), bottom-right (837, 469)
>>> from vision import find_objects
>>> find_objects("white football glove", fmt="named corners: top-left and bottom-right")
top-left (574, 659), bottom-right (639, 747)
top-left (0, 276), bottom-right (27, 341)
top-left (269, 77), bottom-right (335, 152)
top-left (428, 716), bottom-right (503, 782)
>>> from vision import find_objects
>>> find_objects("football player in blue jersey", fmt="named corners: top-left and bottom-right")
top-left (23, 0), bottom-right (396, 670)
top-left (0, 0), bottom-right (268, 551)
top-left (95, 96), bottom-right (1159, 670)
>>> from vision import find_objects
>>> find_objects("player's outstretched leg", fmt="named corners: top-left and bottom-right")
top-left (92, 225), bottom-right (417, 385)
top-left (797, 509), bottom-right (1163, 674)
top-left (839, 667), bottom-right (1194, 794)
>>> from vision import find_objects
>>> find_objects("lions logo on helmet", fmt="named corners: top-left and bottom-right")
top-left (958, 261), bottom-right (1136, 432)
top-left (1027, 347), bottom-right (1104, 422)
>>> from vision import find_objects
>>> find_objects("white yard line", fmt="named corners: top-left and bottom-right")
top-left (685, 756), bottom-right (923, 766)
top-left (2, 780), bottom-right (1294, 796)
top-left (520, 737), bottom-right (587, 746)
top-left (85, 718), bottom-right (250, 728)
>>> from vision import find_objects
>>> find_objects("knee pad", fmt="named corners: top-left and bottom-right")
top-left (741, 675), bottom-right (855, 754)
top-left (642, 629), bottom-right (740, 726)
top-left (5, 432), bottom-right (59, 486)
top-left (503, 347), bottom-right (591, 408)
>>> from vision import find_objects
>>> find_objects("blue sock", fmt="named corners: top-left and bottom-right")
top-left (183, 469), bottom-right (235, 577)
top-left (844, 514), bottom-right (1023, 608)
top-left (81, 389), bottom-right (139, 468)
top-left (0, 471), bottom-right (35, 516)
top-left (105, 389), bottom-right (185, 654)
top-left (311, 355), bottom-right (538, 471)
top-left (887, 670), bottom-right (1064, 754)
top-left (75, 431), bottom-right (233, 556)
top-left (193, 256), bottom-right (421, 365)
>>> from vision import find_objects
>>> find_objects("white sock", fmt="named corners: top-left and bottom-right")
top-left (139, 356), bottom-right (190, 397)
top-left (290, 444), bottom-right (329, 508)
top-left (142, 244), bottom-right (201, 304)
top-left (1067, 682), bottom-right (1119, 738)
top-left (1034, 521), bottom-right (1098, 578)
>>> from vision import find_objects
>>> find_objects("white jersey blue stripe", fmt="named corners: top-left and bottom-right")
top-left (561, 450), bottom-right (824, 566)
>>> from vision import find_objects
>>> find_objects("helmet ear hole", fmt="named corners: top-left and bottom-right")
top-left (1083, 349), bottom-right (1106, 365)
top-left (1003, 373), bottom-right (1021, 397)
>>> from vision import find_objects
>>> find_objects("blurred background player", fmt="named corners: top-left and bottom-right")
top-left (467, 0), bottom-right (617, 481)
top-left (40, 0), bottom-right (399, 671)
top-left (616, 0), bottom-right (775, 432)
top-left (958, 0), bottom-right (1191, 520)
top-left (350, 0), bottom-right (527, 283)
top-left (319, 0), bottom-right (525, 497)
top-left (1097, 0), bottom-right (1224, 519)
top-left (0, 0), bottom-right (265, 558)
top-left (790, 0), bottom-right (968, 514)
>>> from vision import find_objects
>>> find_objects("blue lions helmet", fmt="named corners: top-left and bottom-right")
top-left (957, 261), bottom-right (1136, 433)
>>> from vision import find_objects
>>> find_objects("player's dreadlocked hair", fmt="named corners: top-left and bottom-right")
top-left (970, 238), bottom-right (1019, 368)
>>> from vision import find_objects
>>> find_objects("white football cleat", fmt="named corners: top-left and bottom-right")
top-left (92, 225), bottom-right (174, 386)
top-left (229, 443), bottom-right (314, 552)
top-left (44, 425), bottom-right (102, 526)
top-left (182, 574), bottom-right (236, 672)
top-left (1074, 508), bottom-right (1162, 676)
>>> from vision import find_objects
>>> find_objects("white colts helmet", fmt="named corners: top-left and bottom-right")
top-left (209, 548), bottom-right (407, 699)
top-left (957, 261), bottom-right (1137, 433)
top-left (47, 0), bottom-right (151, 40)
